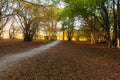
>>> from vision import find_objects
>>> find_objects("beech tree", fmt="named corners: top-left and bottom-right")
top-left (13, 0), bottom-right (44, 41)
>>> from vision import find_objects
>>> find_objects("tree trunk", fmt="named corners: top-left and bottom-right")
top-left (68, 37), bottom-right (72, 41)
top-left (90, 32), bottom-right (96, 44)
top-left (67, 30), bottom-right (74, 41)
top-left (112, 0), bottom-right (118, 47)
top-left (100, 3), bottom-right (112, 47)
top-left (63, 31), bottom-right (65, 40)
top-left (24, 34), bottom-right (33, 41)
top-left (117, 0), bottom-right (120, 48)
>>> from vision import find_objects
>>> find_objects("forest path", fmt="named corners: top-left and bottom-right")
top-left (0, 41), bottom-right (60, 72)
top-left (0, 41), bottom-right (120, 80)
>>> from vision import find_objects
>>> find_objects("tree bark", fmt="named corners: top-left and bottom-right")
top-left (24, 34), bottom-right (33, 41)
top-left (100, 3), bottom-right (112, 47)
top-left (112, 0), bottom-right (118, 47)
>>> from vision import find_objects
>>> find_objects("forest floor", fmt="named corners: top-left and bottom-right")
top-left (0, 39), bottom-right (51, 57)
top-left (0, 40), bottom-right (120, 80)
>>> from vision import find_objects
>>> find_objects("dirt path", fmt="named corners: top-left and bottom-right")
top-left (0, 39), bottom-right (51, 57)
top-left (0, 41), bottom-right (60, 72)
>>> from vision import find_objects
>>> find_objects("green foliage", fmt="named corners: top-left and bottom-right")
top-left (62, 0), bottom-right (97, 18)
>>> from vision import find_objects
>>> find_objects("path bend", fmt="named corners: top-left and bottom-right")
top-left (0, 41), bottom-right (60, 72)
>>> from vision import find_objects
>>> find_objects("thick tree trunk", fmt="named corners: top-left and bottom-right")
top-left (68, 37), bottom-right (72, 41)
top-left (67, 31), bottom-right (73, 41)
top-left (76, 30), bottom-right (80, 41)
top-left (67, 30), bottom-right (73, 41)
top-left (117, 38), bottom-right (120, 47)
top-left (24, 34), bottom-right (33, 41)
top-left (117, 0), bottom-right (120, 48)
top-left (112, 8), bottom-right (117, 46)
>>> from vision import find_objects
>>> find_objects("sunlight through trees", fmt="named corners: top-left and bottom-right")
top-left (0, 0), bottom-right (120, 47)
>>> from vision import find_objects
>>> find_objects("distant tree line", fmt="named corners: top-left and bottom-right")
top-left (1, 0), bottom-right (120, 48)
